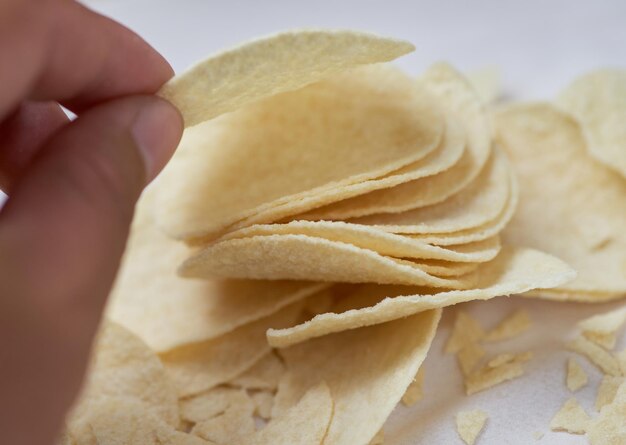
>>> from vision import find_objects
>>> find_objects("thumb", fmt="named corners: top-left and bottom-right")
top-left (0, 96), bottom-right (182, 445)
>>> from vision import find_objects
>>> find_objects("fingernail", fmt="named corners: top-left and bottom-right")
top-left (131, 98), bottom-right (183, 182)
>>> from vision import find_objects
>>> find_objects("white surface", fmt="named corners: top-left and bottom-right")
top-left (81, 1), bottom-right (626, 444)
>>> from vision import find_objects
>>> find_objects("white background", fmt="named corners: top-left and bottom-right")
top-left (81, 1), bottom-right (626, 444)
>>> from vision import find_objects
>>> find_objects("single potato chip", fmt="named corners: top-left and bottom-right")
top-left (456, 409), bottom-right (488, 445)
top-left (595, 375), bottom-right (624, 411)
top-left (549, 398), bottom-right (590, 434)
top-left (445, 311), bottom-right (485, 354)
top-left (155, 65), bottom-right (444, 241)
top-left (159, 29), bottom-right (414, 127)
top-left (161, 302), bottom-right (303, 397)
top-left (483, 309), bottom-right (531, 342)
top-left (266, 247), bottom-right (574, 348)
top-left (578, 306), bottom-right (626, 350)
top-left (273, 309), bottom-right (441, 445)
top-left (556, 68), bottom-right (626, 178)
top-left (566, 335), bottom-right (622, 376)
top-left (301, 62), bottom-right (492, 220)
top-left (457, 342), bottom-right (486, 376)
top-left (566, 358), bottom-right (589, 392)
top-left (496, 103), bottom-right (626, 296)
top-left (464, 361), bottom-right (525, 395)
top-left (108, 191), bottom-right (325, 352)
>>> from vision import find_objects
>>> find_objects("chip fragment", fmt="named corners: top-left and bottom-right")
top-left (464, 352), bottom-right (532, 395)
top-left (549, 398), bottom-right (590, 434)
top-left (401, 368), bottom-right (425, 406)
top-left (578, 306), bottom-right (626, 350)
top-left (456, 409), bottom-right (488, 445)
top-left (566, 335), bottom-right (622, 376)
top-left (595, 375), bottom-right (625, 411)
top-left (566, 358), bottom-right (588, 392)
top-left (483, 309), bottom-right (531, 342)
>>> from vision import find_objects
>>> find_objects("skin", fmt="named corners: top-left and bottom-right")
top-left (0, 0), bottom-right (184, 443)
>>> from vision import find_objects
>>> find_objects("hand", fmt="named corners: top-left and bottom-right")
top-left (0, 1), bottom-right (183, 444)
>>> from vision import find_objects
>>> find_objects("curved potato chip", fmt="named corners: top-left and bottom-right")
top-left (70, 322), bottom-right (179, 427)
top-left (416, 259), bottom-right (480, 277)
top-left (160, 302), bottom-right (302, 397)
top-left (497, 103), bottom-right (626, 295)
top-left (108, 193), bottom-right (325, 352)
top-left (266, 246), bottom-right (575, 347)
top-left (556, 69), bottom-right (626, 178)
top-left (300, 63), bottom-right (492, 220)
top-left (468, 66), bottom-right (501, 105)
top-left (158, 29), bottom-right (414, 127)
top-left (180, 234), bottom-right (478, 288)
top-left (351, 149), bottom-right (510, 234)
top-left (155, 65), bottom-right (444, 241)
top-left (220, 220), bottom-right (501, 262)
top-left (273, 309), bottom-right (441, 445)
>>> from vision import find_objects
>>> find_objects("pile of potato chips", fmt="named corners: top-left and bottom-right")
top-left (60, 30), bottom-right (626, 445)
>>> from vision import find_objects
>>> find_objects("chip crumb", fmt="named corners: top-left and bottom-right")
top-left (445, 311), bottom-right (485, 354)
top-left (455, 409), bottom-right (488, 445)
top-left (587, 379), bottom-right (626, 445)
top-left (458, 342), bottom-right (486, 376)
top-left (465, 361), bottom-right (525, 395)
top-left (401, 369), bottom-right (425, 407)
top-left (550, 398), bottom-right (590, 434)
top-left (251, 391), bottom-right (274, 420)
top-left (595, 375), bottom-right (624, 411)
top-left (486, 351), bottom-right (532, 368)
top-left (368, 428), bottom-right (384, 445)
top-left (533, 431), bottom-right (544, 440)
top-left (566, 358), bottom-right (588, 392)
top-left (578, 306), bottom-right (626, 350)
top-left (484, 309), bottom-right (531, 342)
top-left (566, 335), bottom-right (622, 376)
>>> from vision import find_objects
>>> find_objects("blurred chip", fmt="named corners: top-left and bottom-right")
top-left (456, 409), bottom-right (488, 445)
top-left (566, 358), bottom-right (588, 392)
top-left (549, 398), bottom-right (590, 434)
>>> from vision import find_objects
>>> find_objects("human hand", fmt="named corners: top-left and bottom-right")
top-left (0, 1), bottom-right (183, 443)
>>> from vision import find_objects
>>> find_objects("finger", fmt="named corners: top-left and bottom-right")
top-left (0, 101), bottom-right (69, 192)
top-left (0, 0), bottom-right (174, 118)
top-left (0, 95), bottom-right (182, 445)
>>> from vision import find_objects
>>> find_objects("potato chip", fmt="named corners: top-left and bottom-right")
top-left (596, 375), bottom-right (624, 411)
top-left (108, 192), bottom-right (325, 352)
top-left (273, 309), bottom-right (441, 445)
top-left (566, 358), bottom-right (588, 392)
top-left (191, 393), bottom-right (255, 444)
top-left (566, 335), bottom-right (622, 376)
top-left (458, 342), bottom-right (486, 376)
top-left (556, 68), bottom-right (626, 178)
top-left (578, 306), bottom-right (626, 350)
top-left (484, 309), bottom-right (531, 342)
top-left (156, 65), bottom-right (444, 241)
top-left (402, 368), bottom-right (425, 406)
top-left (70, 321), bottom-right (179, 427)
top-left (587, 381), bottom-right (626, 445)
top-left (301, 63), bottom-right (493, 221)
top-left (446, 311), bottom-right (485, 354)
top-left (229, 351), bottom-right (285, 391)
top-left (350, 149), bottom-right (510, 235)
top-left (180, 387), bottom-right (249, 424)
top-left (219, 220), bottom-right (501, 262)
top-left (250, 391), bottom-right (274, 420)
top-left (235, 382), bottom-right (332, 445)
top-left (550, 398), bottom-right (590, 434)
top-left (180, 233), bottom-right (479, 287)
top-left (159, 29), bottom-right (414, 127)
top-left (161, 303), bottom-right (302, 397)
top-left (456, 409), bottom-right (488, 445)
top-left (468, 66), bottom-right (501, 105)
top-left (496, 103), bottom-right (626, 296)
top-left (486, 352), bottom-right (532, 368)
top-left (267, 247), bottom-right (574, 347)
top-left (465, 354), bottom-right (530, 395)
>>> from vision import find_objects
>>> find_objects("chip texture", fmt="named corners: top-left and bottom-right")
top-left (456, 409), bottom-right (488, 445)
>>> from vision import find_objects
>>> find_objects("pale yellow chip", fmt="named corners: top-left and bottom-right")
top-left (161, 303), bottom-right (302, 397)
top-left (524, 288), bottom-right (624, 303)
top-left (556, 68), bottom-right (626, 178)
top-left (219, 220), bottom-right (501, 262)
top-left (273, 309), bottom-right (441, 445)
top-left (446, 311), bottom-right (485, 354)
top-left (587, 380), bottom-right (626, 445)
top-left (467, 66), bottom-right (501, 105)
top-left (108, 192), bottom-right (325, 352)
top-left (69, 321), bottom-right (179, 427)
top-left (457, 342), bottom-right (486, 376)
top-left (578, 306), bottom-right (626, 350)
top-left (266, 247), bottom-right (574, 348)
top-left (456, 409), bottom-right (488, 445)
top-left (180, 233), bottom-right (479, 287)
top-left (350, 148), bottom-right (510, 235)
top-left (159, 29), bottom-right (414, 127)
top-left (596, 375), bottom-right (624, 411)
top-left (484, 309), bottom-right (531, 342)
top-left (566, 335), bottom-right (622, 376)
top-left (235, 382), bottom-right (332, 445)
top-left (229, 351), bottom-right (285, 391)
top-left (566, 358), bottom-right (589, 392)
top-left (401, 368), bottom-right (425, 406)
top-left (191, 392), bottom-right (255, 444)
top-left (496, 103), bottom-right (626, 296)
top-left (549, 398), bottom-right (590, 434)
top-left (155, 65), bottom-right (444, 241)
top-left (180, 387), bottom-right (249, 424)
top-left (250, 391), bottom-right (274, 420)
top-left (465, 360), bottom-right (525, 395)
